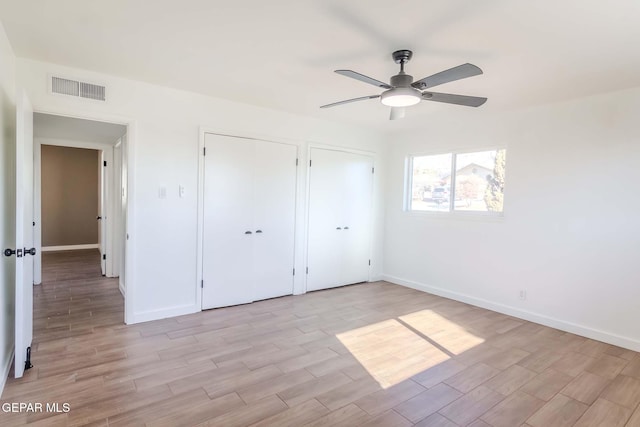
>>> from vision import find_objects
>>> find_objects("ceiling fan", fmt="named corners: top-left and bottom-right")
top-left (320, 49), bottom-right (487, 120)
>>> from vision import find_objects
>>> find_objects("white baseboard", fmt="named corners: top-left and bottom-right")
top-left (41, 244), bottom-right (99, 252)
top-left (383, 274), bottom-right (640, 352)
top-left (118, 282), bottom-right (125, 298)
top-left (130, 304), bottom-right (200, 325)
top-left (0, 347), bottom-right (14, 399)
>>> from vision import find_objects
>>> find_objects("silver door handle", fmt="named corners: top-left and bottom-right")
top-left (336, 227), bottom-right (342, 230)
top-left (343, 226), bottom-right (349, 230)
top-left (255, 230), bottom-right (263, 234)
top-left (244, 231), bottom-right (252, 235)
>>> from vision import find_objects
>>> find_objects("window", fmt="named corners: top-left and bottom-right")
top-left (408, 149), bottom-right (506, 214)
top-left (409, 153), bottom-right (452, 212)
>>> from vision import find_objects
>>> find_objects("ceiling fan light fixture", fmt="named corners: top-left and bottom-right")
top-left (380, 87), bottom-right (422, 107)
top-left (321, 50), bottom-right (486, 114)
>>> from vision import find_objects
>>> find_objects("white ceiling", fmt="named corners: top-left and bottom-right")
top-left (2, 1), bottom-right (640, 130)
top-left (34, 113), bottom-right (126, 144)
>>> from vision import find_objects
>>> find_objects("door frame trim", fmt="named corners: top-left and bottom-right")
top-left (31, 107), bottom-right (137, 325)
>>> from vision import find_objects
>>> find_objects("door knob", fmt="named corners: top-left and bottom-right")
top-left (344, 226), bottom-right (350, 230)
top-left (244, 231), bottom-right (252, 235)
top-left (255, 230), bottom-right (263, 234)
top-left (97, 216), bottom-right (102, 220)
top-left (24, 248), bottom-right (37, 256)
top-left (336, 227), bottom-right (342, 230)
top-left (4, 248), bottom-right (22, 257)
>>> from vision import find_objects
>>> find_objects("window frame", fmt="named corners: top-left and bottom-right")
top-left (405, 146), bottom-right (507, 218)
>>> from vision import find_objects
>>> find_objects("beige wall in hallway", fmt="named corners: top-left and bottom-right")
top-left (41, 145), bottom-right (99, 246)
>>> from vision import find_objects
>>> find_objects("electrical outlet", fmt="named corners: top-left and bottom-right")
top-left (519, 290), bottom-right (527, 300)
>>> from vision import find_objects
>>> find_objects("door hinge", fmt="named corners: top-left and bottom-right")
top-left (296, 158), bottom-right (298, 166)
top-left (203, 147), bottom-right (206, 156)
top-left (309, 160), bottom-right (312, 167)
top-left (102, 254), bottom-right (106, 260)
top-left (104, 161), bottom-right (107, 167)
top-left (32, 221), bottom-right (35, 226)
top-left (372, 167), bottom-right (375, 174)
top-left (201, 280), bottom-right (204, 288)
top-left (369, 259), bottom-right (371, 266)
top-left (306, 267), bottom-right (309, 274)
top-left (293, 268), bottom-right (295, 276)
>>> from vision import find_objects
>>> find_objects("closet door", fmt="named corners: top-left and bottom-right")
top-left (307, 148), bottom-right (373, 291)
top-left (252, 141), bottom-right (297, 301)
top-left (340, 152), bottom-right (374, 285)
top-left (202, 134), bottom-right (255, 309)
top-left (306, 148), bottom-right (345, 291)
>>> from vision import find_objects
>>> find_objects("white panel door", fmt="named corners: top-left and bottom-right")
top-left (340, 152), bottom-right (373, 285)
top-left (252, 141), bottom-right (297, 301)
top-left (15, 90), bottom-right (35, 378)
top-left (0, 90), bottom-right (16, 384)
top-left (306, 148), bottom-right (347, 292)
top-left (202, 134), bottom-right (255, 309)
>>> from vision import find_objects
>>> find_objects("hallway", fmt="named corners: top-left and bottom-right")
top-left (1, 249), bottom-right (124, 423)
top-left (34, 249), bottom-right (123, 345)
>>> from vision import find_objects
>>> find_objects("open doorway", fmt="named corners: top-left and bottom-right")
top-left (33, 113), bottom-right (128, 328)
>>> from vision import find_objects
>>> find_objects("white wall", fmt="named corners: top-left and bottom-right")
top-left (383, 87), bottom-right (640, 350)
top-left (17, 58), bottom-right (387, 324)
top-left (0, 20), bottom-right (16, 395)
top-left (9, 50), bottom-right (640, 355)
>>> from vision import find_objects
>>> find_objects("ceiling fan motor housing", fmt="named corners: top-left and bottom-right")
top-left (390, 73), bottom-right (413, 88)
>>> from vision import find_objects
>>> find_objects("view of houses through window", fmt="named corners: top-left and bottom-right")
top-left (409, 149), bottom-right (506, 213)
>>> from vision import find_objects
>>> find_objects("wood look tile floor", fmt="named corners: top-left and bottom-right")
top-left (2, 250), bottom-right (640, 426)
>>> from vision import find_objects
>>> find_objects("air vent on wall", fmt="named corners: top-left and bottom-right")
top-left (51, 76), bottom-right (106, 101)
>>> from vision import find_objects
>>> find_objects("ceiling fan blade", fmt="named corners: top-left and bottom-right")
top-left (389, 107), bottom-right (405, 120)
top-left (422, 92), bottom-right (487, 107)
top-left (335, 70), bottom-right (392, 89)
top-left (320, 94), bottom-right (381, 109)
top-left (411, 63), bottom-right (483, 90)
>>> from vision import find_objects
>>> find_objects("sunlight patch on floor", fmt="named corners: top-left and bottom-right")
top-left (336, 312), bottom-right (484, 388)
top-left (399, 309), bottom-right (485, 355)
top-left (336, 319), bottom-right (445, 388)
